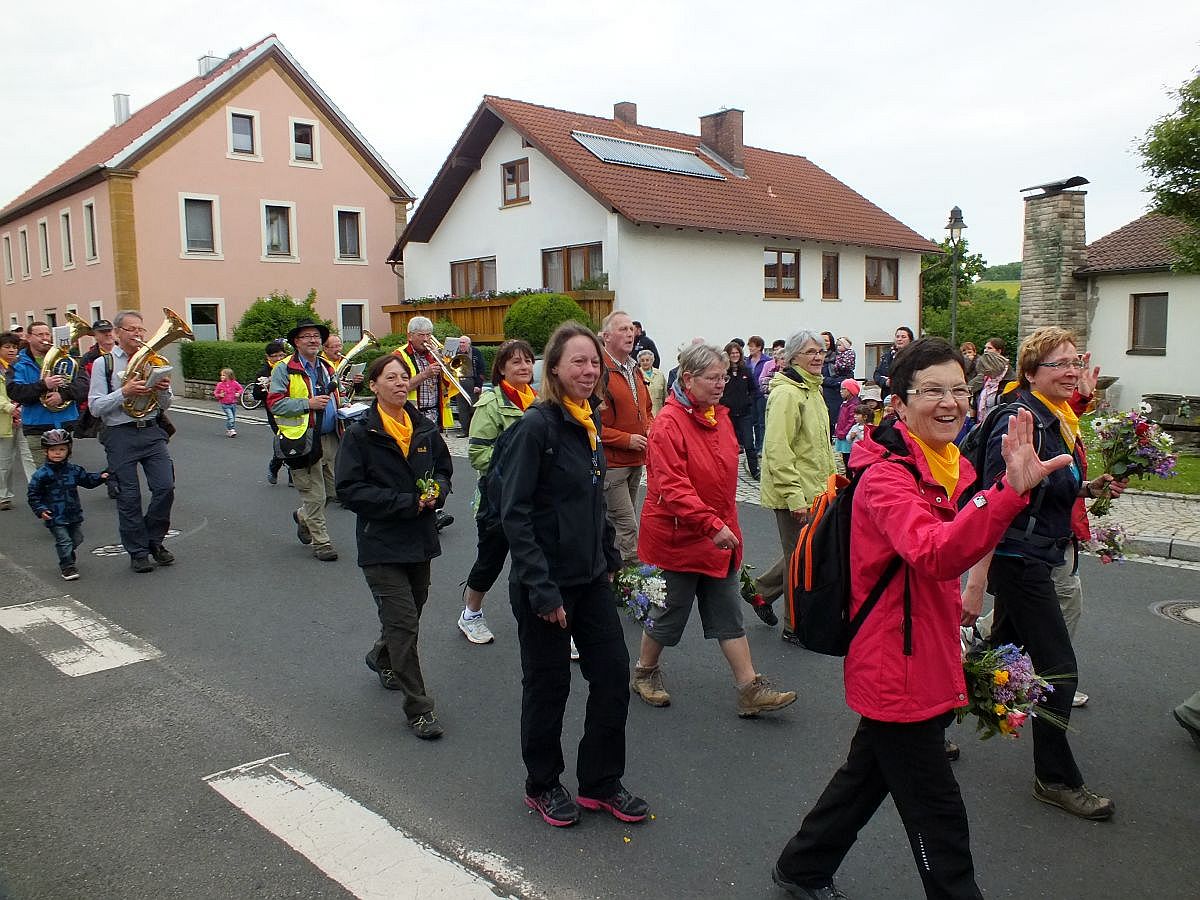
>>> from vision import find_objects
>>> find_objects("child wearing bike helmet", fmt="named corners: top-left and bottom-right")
top-left (26, 428), bottom-right (108, 581)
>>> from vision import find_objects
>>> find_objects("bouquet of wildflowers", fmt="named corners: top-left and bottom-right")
top-left (957, 643), bottom-right (1067, 740)
top-left (1083, 522), bottom-right (1128, 565)
top-left (1088, 403), bottom-right (1178, 515)
top-left (615, 563), bottom-right (667, 627)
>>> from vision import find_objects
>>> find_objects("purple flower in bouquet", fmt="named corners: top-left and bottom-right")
top-left (1089, 406), bottom-right (1178, 515)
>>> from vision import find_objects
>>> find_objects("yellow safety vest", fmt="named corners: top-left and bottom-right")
top-left (395, 346), bottom-right (457, 431)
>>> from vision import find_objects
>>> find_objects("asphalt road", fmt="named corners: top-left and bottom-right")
top-left (1, 408), bottom-right (1198, 899)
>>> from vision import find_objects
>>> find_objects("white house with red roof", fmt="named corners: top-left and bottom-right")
top-left (391, 98), bottom-right (937, 373)
top-left (1076, 212), bottom-right (1198, 411)
top-left (0, 35), bottom-right (413, 344)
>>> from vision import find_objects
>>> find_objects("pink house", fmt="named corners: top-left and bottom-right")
top-left (0, 35), bottom-right (413, 344)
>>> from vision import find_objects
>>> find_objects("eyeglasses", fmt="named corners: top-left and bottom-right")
top-left (906, 386), bottom-right (971, 402)
top-left (1037, 359), bottom-right (1086, 371)
top-left (696, 374), bottom-right (730, 384)
top-left (121, 326), bottom-right (147, 335)
top-left (796, 349), bottom-right (825, 358)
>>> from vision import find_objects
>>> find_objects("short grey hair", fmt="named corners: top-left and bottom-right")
top-left (636, 349), bottom-right (655, 363)
top-left (677, 343), bottom-right (727, 379)
top-left (113, 310), bottom-right (143, 330)
top-left (600, 309), bottom-right (631, 334)
top-left (783, 329), bottom-right (823, 366)
top-left (408, 315), bottom-right (434, 334)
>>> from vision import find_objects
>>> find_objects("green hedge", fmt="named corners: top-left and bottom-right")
top-left (503, 293), bottom-right (592, 354)
top-left (181, 342), bottom-right (270, 383)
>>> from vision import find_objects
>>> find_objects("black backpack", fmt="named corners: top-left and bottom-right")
top-left (958, 396), bottom-right (1042, 496)
top-left (477, 404), bottom-right (559, 531)
top-left (786, 458), bottom-right (919, 657)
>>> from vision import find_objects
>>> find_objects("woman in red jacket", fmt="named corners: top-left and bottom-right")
top-left (773, 337), bottom-right (1072, 900)
top-left (633, 344), bottom-right (796, 717)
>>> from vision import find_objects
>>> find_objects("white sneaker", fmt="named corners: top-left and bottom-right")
top-left (1072, 691), bottom-right (1089, 708)
top-left (569, 637), bottom-right (580, 661)
top-left (457, 611), bottom-right (495, 644)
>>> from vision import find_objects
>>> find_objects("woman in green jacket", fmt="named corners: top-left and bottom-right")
top-left (754, 330), bottom-right (838, 635)
top-left (459, 339), bottom-right (536, 644)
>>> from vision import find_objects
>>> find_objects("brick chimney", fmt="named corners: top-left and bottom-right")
top-left (699, 108), bottom-right (744, 174)
top-left (1018, 179), bottom-right (1089, 347)
top-left (614, 101), bottom-right (637, 126)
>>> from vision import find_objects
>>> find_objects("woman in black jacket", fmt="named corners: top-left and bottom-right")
top-left (499, 321), bottom-right (648, 829)
top-left (335, 354), bottom-right (453, 741)
top-left (720, 341), bottom-right (759, 478)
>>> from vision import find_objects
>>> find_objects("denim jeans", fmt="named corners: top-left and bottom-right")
top-left (221, 404), bottom-right (237, 430)
top-left (48, 523), bottom-right (84, 568)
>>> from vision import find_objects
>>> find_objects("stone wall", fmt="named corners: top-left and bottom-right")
top-left (1019, 190), bottom-right (1089, 347)
top-left (183, 379), bottom-right (218, 401)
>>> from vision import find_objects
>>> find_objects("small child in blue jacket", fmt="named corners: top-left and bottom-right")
top-left (27, 429), bottom-right (108, 581)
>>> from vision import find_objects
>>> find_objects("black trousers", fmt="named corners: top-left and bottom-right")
top-left (777, 713), bottom-right (981, 900)
top-left (362, 562), bottom-right (434, 721)
top-left (102, 422), bottom-right (174, 558)
top-left (509, 576), bottom-right (630, 798)
top-left (466, 517), bottom-right (509, 594)
top-left (988, 554), bottom-right (1083, 787)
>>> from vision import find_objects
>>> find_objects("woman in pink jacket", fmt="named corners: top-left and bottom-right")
top-left (632, 343), bottom-right (796, 718)
top-left (773, 337), bottom-right (1072, 900)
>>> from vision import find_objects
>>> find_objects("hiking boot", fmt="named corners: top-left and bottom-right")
top-left (457, 611), bottom-right (495, 644)
top-left (737, 675), bottom-right (797, 717)
top-left (408, 712), bottom-right (444, 740)
top-left (771, 866), bottom-right (850, 899)
top-left (313, 544), bottom-right (339, 562)
top-left (781, 629), bottom-right (805, 647)
top-left (436, 510), bottom-right (454, 531)
top-left (750, 598), bottom-right (778, 627)
top-left (1072, 691), bottom-right (1089, 708)
top-left (1174, 710), bottom-right (1200, 750)
top-left (1033, 779), bottom-right (1114, 821)
top-left (149, 544), bottom-right (175, 566)
top-left (267, 468), bottom-right (278, 485)
top-left (945, 739), bottom-right (960, 761)
top-left (577, 784), bottom-right (649, 823)
top-left (364, 653), bottom-right (402, 691)
top-left (525, 784), bottom-right (580, 827)
top-left (631, 665), bottom-right (670, 707)
top-left (130, 555), bottom-right (154, 574)
top-left (293, 510), bottom-right (313, 545)
top-left (60, 566), bottom-right (79, 581)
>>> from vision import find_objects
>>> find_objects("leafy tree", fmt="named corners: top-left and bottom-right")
top-left (979, 261), bottom-right (1022, 281)
top-left (1140, 69), bottom-right (1200, 272)
top-left (920, 237), bottom-right (988, 312)
top-left (922, 288), bottom-right (1018, 358)
top-left (232, 289), bottom-right (332, 343)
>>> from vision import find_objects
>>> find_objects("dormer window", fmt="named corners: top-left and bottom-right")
top-left (502, 159), bottom-right (529, 206)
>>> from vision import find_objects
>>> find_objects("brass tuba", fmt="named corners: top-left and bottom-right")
top-left (333, 330), bottom-right (380, 397)
top-left (39, 312), bottom-right (92, 412)
top-left (120, 308), bottom-right (195, 419)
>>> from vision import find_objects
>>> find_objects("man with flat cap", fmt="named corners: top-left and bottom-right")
top-left (268, 320), bottom-right (344, 562)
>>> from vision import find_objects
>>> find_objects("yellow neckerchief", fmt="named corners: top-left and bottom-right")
top-left (562, 396), bottom-right (598, 449)
top-left (1032, 390), bottom-right (1080, 452)
top-left (909, 431), bottom-right (961, 499)
top-left (700, 404), bottom-right (717, 426)
top-left (500, 379), bottom-right (536, 411)
top-left (377, 404), bottom-right (413, 456)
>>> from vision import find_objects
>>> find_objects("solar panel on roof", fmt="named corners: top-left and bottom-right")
top-left (571, 131), bottom-right (726, 181)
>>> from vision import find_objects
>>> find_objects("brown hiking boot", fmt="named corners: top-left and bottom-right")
top-left (737, 674), bottom-right (797, 718)
top-left (631, 665), bottom-right (670, 707)
top-left (1033, 779), bottom-right (1114, 821)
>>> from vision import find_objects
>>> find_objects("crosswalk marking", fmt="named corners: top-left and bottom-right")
top-left (0, 596), bottom-right (162, 676)
top-left (204, 755), bottom-right (524, 900)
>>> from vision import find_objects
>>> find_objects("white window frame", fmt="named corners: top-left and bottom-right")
top-left (17, 227), bottom-right (31, 279)
top-left (337, 300), bottom-right (369, 342)
top-left (66, 304), bottom-right (79, 316)
top-left (226, 107), bottom-right (263, 162)
top-left (24, 311), bottom-right (35, 327)
top-left (37, 218), bottom-right (51, 275)
top-left (332, 206), bottom-right (367, 265)
top-left (185, 297), bottom-right (227, 341)
top-left (59, 208), bottom-right (75, 270)
top-left (260, 200), bottom-right (299, 262)
top-left (89, 301), bottom-right (103, 323)
top-left (178, 193), bottom-right (224, 259)
top-left (8, 314), bottom-right (17, 331)
top-left (2, 233), bottom-right (12, 284)
top-left (289, 116), bottom-right (322, 168)
top-left (82, 198), bottom-right (99, 263)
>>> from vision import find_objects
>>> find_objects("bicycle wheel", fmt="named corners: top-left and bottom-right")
top-left (240, 389), bottom-right (263, 410)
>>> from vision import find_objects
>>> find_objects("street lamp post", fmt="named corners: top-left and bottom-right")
top-left (946, 206), bottom-right (967, 348)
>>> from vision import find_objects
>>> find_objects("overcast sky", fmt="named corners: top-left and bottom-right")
top-left (3, 1), bottom-right (1197, 267)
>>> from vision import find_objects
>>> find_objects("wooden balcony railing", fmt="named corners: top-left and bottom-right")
top-left (382, 291), bottom-right (615, 343)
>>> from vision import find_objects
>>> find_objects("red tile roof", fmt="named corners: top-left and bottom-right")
top-left (395, 96), bottom-right (938, 257)
top-left (1077, 212), bottom-right (1189, 274)
top-left (0, 40), bottom-right (270, 221)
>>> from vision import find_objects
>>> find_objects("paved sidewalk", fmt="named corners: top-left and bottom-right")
top-left (173, 397), bottom-right (1200, 564)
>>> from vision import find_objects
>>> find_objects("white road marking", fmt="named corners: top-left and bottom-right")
top-left (0, 596), bottom-right (162, 676)
top-left (204, 754), bottom-right (528, 900)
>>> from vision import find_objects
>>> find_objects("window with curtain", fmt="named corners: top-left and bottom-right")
top-left (1130, 293), bottom-right (1168, 353)
top-left (865, 256), bottom-right (898, 300)
top-left (184, 199), bottom-right (215, 252)
top-left (265, 206), bottom-right (291, 256)
top-left (541, 243), bottom-right (602, 291)
top-left (337, 210), bottom-right (361, 259)
top-left (340, 304), bottom-right (364, 342)
top-left (764, 248), bottom-right (799, 298)
top-left (83, 202), bottom-right (98, 260)
top-left (822, 252), bottom-right (839, 299)
top-left (503, 159), bottom-right (530, 205)
top-left (450, 257), bottom-right (497, 297)
top-left (231, 114), bottom-right (255, 154)
top-left (293, 122), bottom-right (315, 161)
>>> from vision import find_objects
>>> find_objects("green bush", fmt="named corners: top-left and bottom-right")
top-left (503, 293), bottom-right (592, 354)
top-left (232, 289), bottom-right (332, 343)
top-left (181, 342), bottom-right (268, 383)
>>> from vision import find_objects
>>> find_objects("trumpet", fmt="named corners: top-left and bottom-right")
top-left (333, 330), bottom-right (380, 396)
top-left (427, 334), bottom-right (469, 399)
top-left (39, 312), bottom-right (91, 411)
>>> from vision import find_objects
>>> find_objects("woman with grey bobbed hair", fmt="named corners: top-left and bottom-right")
top-left (753, 330), bottom-right (838, 636)
top-left (632, 344), bottom-right (797, 716)
top-left (637, 349), bottom-right (667, 416)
